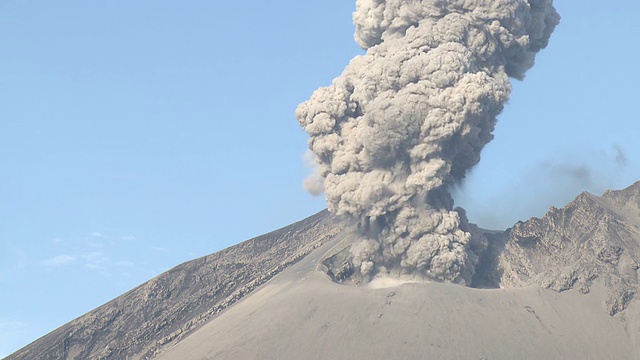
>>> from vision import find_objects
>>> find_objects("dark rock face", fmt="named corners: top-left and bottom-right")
top-left (6, 210), bottom-right (344, 360)
top-left (478, 181), bottom-right (640, 315)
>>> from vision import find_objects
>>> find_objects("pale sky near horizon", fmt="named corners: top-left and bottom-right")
top-left (1, 1), bottom-right (639, 357)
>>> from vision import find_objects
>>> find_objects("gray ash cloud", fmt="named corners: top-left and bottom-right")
top-left (297, 0), bottom-right (559, 284)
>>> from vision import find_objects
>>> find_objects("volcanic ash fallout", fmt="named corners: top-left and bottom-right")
top-left (297, 0), bottom-right (559, 284)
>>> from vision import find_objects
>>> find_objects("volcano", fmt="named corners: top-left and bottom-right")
top-left (6, 181), bottom-right (640, 360)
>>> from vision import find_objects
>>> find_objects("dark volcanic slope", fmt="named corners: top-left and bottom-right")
top-left (7, 210), bottom-right (344, 360)
top-left (478, 181), bottom-right (640, 314)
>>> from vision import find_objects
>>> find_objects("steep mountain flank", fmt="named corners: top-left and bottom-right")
top-left (6, 210), bottom-right (343, 360)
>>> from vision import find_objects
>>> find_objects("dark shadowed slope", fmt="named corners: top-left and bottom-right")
top-left (6, 210), bottom-right (344, 360)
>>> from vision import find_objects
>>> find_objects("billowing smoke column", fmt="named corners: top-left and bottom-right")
top-left (297, 0), bottom-right (559, 284)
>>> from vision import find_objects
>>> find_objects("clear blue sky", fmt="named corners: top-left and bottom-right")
top-left (1, 1), bottom-right (638, 356)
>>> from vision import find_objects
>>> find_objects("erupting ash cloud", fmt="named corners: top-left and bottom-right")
top-left (297, 0), bottom-right (559, 284)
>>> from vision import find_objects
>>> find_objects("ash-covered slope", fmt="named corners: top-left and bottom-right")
top-left (7, 183), bottom-right (640, 360)
top-left (477, 181), bottom-right (640, 315)
top-left (153, 183), bottom-right (640, 360)
top-left (6, 210), bottom-right (344, 360)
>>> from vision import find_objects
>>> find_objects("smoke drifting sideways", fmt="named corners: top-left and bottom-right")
top-left (297, 0), bottom-right (559, 285)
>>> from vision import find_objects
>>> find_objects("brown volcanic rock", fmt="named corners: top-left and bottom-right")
top-left (6, 210), bottom-right (344, 360)
top-left (479, 181), bottom-right (640, 315)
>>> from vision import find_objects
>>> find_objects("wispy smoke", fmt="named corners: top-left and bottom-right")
top-left (543, 162), bottom-right (593, 187)
top-left (456, 145), bottom-right (633, 230)
top-left (297, 0), bottom-right (559, 284)
top-left (614, 145), bottom-right (628, 166)
top-left (303, 150), bottom-right (325, 196)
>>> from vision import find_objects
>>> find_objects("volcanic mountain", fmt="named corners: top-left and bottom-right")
top-left (6, 181), bottom-right (640, 359)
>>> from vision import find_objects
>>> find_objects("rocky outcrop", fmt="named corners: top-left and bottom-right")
top-left (321, 181), bottom-right (640, 317)
top-left (6, 210), bottom-right (344, 360)
top-left (477, 181), bottom-right (640, 315)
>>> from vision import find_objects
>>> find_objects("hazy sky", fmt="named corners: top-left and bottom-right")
top-left (1, 1), bottom-right (639, 356)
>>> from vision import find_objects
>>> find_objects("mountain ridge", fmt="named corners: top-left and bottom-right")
top-left (6, 210), bottom-right (344, 360)
top-left (482, 181), bottom-right (640, 314)
top-left (6, 181), bottom-right (640, 359)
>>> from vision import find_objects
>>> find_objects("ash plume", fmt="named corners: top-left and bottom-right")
top-left (297, 0), bottom-right (559, 284)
